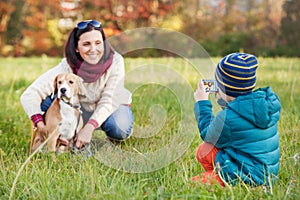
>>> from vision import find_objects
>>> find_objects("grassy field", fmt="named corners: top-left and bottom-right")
top-left (0, 56), bottom-right (299, 199)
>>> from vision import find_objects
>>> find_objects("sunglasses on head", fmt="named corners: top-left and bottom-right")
top-left (76, 20), bottom-right (101, 29)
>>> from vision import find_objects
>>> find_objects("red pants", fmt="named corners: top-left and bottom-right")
top-left (193, 142), bottom-right (225, 186)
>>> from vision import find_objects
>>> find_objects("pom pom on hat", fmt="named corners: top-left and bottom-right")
top-left (215, 52), bottom-right (258, 97)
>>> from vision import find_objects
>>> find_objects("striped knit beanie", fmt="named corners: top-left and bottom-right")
top-left (215, 52), bottom-right (258, 97)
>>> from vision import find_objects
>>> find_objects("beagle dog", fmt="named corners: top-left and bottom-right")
top-left (37, 73), bottom-right (83, 153)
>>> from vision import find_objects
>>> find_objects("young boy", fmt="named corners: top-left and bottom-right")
top-left (192, 52), bottom-right (281, 186)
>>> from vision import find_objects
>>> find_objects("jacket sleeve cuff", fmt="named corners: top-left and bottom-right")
top-left (87, 119), bottom-right (99, 129)
top-left (30, 114), bottom-right (44, 126)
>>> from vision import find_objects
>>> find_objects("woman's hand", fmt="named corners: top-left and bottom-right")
top-left (194, 80), bottom-right (210, 101)
top-left (36, 121), bottom-right (47, 138)
top-left (31, 121), bottom-right (47, 151)
top-left (75, 123), bottom-right (94, 149)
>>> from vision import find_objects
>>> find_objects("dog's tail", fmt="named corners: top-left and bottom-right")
top-left (29, 124), bottom-right (36, 154)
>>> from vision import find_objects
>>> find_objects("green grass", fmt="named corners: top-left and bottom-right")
top-left (0, 56), bottom-right (299, 199)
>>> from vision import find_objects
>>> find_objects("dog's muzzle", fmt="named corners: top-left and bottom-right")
top-left (60, 88), bottom-right (67, 95)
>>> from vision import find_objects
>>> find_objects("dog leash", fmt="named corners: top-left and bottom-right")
top-left (60, 99), bottom-right (93, 158)
top-left (60, 97), bottom-right (82, 136)
top-left (61, 98), bottom-right (81, 109)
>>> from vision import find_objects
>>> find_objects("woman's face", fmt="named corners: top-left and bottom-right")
top-left (77, 30), bottom-right (104, 65)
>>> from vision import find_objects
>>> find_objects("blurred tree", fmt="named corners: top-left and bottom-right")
top-left (21, 0), bottom-right (61, 56)
top-left (58, 0), bottom-right (82, 31)
top-left (0, 0), bottom-right (16, 50)
top-left (247, 0), bottom-right (284, 52)
top-left (14, 0), bottom-right (180, 56)
top-left (281, 0), bottom-right (300, 56)
top-left (180, 0), bottom-right (222, 42)
top-left (180, 0), bottom-right (245, 43)
top-left (1, 0), bottom-right (294, 57)
top-left (82, 0), bottom-right (180, 36)
top-left (181, 0), bottom-right (284, 56)
top-left (5, 0), bottom-right (25, 56)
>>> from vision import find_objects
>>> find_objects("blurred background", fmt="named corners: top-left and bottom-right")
top-left (0, 0), bottom-right (299, 57)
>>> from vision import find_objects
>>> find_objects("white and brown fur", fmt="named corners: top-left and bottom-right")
top-left (43, 73), bottom-right (83, 153)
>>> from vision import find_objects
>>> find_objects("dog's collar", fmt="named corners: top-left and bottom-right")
top-left (61, 98), bottom-right (81, 109)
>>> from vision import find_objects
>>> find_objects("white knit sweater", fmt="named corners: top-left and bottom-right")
top-left (20, 52), bottom-right (132, 128)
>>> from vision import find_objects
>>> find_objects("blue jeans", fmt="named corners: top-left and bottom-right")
top-left (41, 96), bottom-right (134, 141)
top-left (81, 105), bottom-right (134, 141)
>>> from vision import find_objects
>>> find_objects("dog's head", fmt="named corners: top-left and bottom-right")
top-left (53, 73), bottom-right (83, 102)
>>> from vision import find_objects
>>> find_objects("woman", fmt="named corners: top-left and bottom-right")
top-left (20, 20), bottom-right (134, 152)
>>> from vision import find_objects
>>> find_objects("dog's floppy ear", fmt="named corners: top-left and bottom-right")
top-left (76, 76), bottom-right (84, 96)
top-left (52, 75), bottom-right (59, 98)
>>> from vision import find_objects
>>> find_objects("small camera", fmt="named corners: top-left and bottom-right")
top-left (202, 79), bottom-right (218, 92)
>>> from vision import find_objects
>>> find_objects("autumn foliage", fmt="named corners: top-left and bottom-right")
top-left (1, 0), bottom-right (299, 57)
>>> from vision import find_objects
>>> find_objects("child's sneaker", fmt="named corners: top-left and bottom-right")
top-left (191, 171), bottom-right (225, 187)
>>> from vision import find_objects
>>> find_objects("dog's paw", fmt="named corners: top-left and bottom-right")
top-left (58, 137), bottom-right (69, 146)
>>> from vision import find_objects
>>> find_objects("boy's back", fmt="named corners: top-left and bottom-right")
top-left (215, 87), bottom-right (281, 185)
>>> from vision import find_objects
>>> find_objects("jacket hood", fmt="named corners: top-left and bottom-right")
top-left (228, 87), bottom-right (281, 129)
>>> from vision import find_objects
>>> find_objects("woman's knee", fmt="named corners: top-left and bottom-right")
top-left (102, 105), bottom-right (134, 141)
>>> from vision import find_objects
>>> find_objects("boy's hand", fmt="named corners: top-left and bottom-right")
top-left (194, 80), bottom-right (209, 101)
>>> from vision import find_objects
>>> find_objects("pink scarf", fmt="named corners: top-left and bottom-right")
top-left (73, 51), bottom-right (114, 83)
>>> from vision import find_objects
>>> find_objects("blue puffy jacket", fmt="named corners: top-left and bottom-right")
top-left (194, 87), bottom-right (281, 186)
